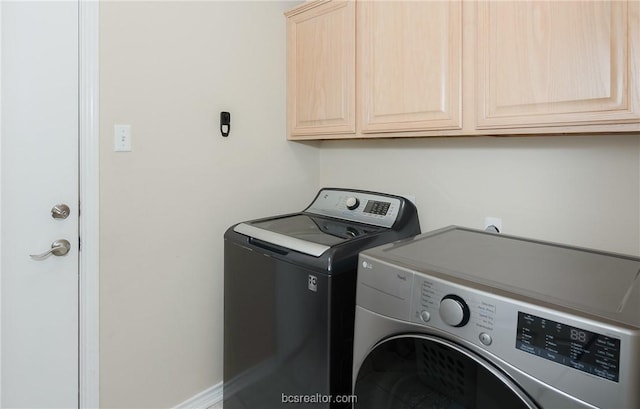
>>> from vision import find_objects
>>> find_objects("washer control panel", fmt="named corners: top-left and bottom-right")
top-left (305, 189), bottom-right (402, 228)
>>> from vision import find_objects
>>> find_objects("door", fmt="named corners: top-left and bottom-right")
top-left (1, 1), bottom-right (79, 407)
top-left (353, 335), bottom-right (538, 409)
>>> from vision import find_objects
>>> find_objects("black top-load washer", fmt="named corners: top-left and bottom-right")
top-left (223, 188), bottom-right (421, 408)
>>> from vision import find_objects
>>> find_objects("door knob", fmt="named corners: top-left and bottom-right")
top-left (30, 239), bottom-right (71, 260)
top-left (51, 204), bottom-right (70, 219)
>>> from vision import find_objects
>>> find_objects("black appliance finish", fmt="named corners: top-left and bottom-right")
top-left (223, 188), bottom-right (421, 409)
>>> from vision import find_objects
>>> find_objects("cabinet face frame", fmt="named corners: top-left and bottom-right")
top-left (476, 0), bottom-right (640, 130)
top-left (358, 0), bottom-right (462, 134)
top-left (286, 0), bottom-right (356, 138)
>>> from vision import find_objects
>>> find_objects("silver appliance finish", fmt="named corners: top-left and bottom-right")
top-left (353, 226), bottom-right (640, 409)
top-left (304, 189), bottom-right (402, 228)
top-left (233, 189), bottom-right (402, 257)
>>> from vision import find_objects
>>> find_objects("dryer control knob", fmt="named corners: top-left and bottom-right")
top-left (439, 295), bottom-right (470, 327)
top-left (346, 197), bottom-right (360, 210)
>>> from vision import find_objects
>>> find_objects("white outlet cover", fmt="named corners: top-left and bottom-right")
top-left (402, 194), bottom-right (416, 204)
top-left (484, 216), bottom-right (502, 232)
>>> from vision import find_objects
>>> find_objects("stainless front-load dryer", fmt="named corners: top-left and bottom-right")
top-left (352, 226), bottom-right (640, 409)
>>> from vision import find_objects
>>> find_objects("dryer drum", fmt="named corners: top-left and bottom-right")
top-left (353, 336), bottom-right (536, 409)
top-left (417, 340), bottom-right (476, 407)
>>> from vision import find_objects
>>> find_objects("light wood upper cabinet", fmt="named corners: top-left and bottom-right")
top-left (285, 0), bottom-right (355, 137)
top-left (476, 1), bottom-right (639, 129)
top-left (358, 1), bottom-right (461, 133)
top-left (285, 0), bottom-right (639, 140)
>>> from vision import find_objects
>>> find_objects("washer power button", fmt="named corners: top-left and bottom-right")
top-left (479, 332), bottom-right (492, 346)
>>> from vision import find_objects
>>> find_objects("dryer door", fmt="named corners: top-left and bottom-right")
top-left (354, 335), bottom-right (539, 409)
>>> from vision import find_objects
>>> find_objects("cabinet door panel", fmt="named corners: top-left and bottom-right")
top-left (477, 1), bottom-right (639, 129)
top-left (359, 1), bottom-right (462, 133)
top-left (287, 0), bottom-right (355, 137)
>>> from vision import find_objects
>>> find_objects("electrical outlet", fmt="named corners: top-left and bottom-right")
top-left (403, 194), bottom-right (416, 204)
top-left (484, 216), bottom-right (502, 233)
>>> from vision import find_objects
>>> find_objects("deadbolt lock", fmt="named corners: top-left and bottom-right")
top-left (51, 204), bottom-right (70, 219)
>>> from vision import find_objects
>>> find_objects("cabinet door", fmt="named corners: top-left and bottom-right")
top-left (286, 0), bottom-right (355, 138)
top-left (476, 1), bottom-right (639, 129)
top-left (359, 1), bottom-right (462, 133)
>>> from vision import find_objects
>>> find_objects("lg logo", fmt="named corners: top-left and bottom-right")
top-left (308, 275), bottom-right (317, 292)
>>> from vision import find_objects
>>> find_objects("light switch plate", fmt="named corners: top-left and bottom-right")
top-left (114, 124), bottom-right (132, 152)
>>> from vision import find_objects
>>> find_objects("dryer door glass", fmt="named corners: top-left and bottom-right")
top-left (354, 335), bottom-right (538, 409)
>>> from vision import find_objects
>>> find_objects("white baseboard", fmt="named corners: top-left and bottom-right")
top-left (173, 382), bottom-right (223, 409)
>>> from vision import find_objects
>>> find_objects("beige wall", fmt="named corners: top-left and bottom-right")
top-left (319, 135), bottom-right (640, 255)
top-left (99, 2), bottom-right (318, 407)
top-left (99, 2), bottom-right (640, 408)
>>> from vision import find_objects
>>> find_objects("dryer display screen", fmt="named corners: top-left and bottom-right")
top-left (516, 312), bottom-right (620, 382)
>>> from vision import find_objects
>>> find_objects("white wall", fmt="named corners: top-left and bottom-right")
top-left (319, 135), bottom-right (640, 256)
top-left (99, 2), bottom-right (318, 407)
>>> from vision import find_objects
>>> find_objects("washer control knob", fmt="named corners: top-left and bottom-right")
top-left (346, 197), bottom-right (360, 210)
top-left (420, 310), bottom-right (431, 323)
top-left (439, 294), bottom-right (470, 327)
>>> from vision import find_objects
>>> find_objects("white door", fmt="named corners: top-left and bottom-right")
top-left (1, 1), bottom-right (79, 407)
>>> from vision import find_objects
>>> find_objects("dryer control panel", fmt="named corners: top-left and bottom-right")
top-left (409, 273), bottom-right (499, 344)
top-left (515, 311), bottom-right (621, 382)
top-left (407, 270), bottom-right (624, 381)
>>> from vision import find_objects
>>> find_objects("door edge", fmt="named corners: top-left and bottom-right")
top-left (79, 1), bottom-right (100, 408)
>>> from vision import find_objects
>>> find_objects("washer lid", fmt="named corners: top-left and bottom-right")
top-left (234, 214), bottom-right (384, 257)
